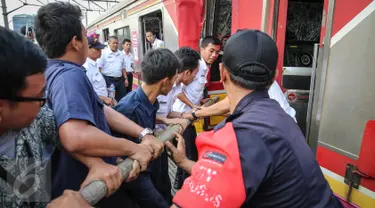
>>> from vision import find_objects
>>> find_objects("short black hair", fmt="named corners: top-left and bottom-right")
top-left (174, 47), bottom-right (201, 73)
top-left (20, 25), bottom-right (33, 35)
top-left (122, 39), bottom-right (131, 45)
top-left (201, 36), bottom-right (221, 48)
top-left (146, 30), bottom-right (155, 35)
top-left (141, 49), bottom-right (180, 85)
top-left (0, 26), bottom-right (47, 99)
top-left (35, 2), bottom-right (83, 58)
top-left (109, 36), bottom-right (118, 41)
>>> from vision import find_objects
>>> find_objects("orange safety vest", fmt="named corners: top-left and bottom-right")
top-left (173, 122), bottom-right (246, 207)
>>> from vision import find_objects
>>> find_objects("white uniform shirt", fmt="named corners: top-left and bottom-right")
top-left (152, 38), bottom-right (165, 49)
top-left (97, 48), bottom-right (127, 78)
top-left (84, 58), bottom-right (108, 97)
top-left (156, 83), bottom-right (182, 130)
top-left (172, 59), bottom-right (208, 113)
top-left (123, 51), bottom-right (134, 73)
top-left (268, 81), bottom-right (297, 122)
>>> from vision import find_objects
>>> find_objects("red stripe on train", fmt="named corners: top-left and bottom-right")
top-left (317, 146), bottom-right (375, 192)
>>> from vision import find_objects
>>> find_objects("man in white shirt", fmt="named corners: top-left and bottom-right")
top-left (172, 36), bottom-right (221, 113)
top-left (122, 38), bottom-right (135, 94)
top-left (146, 30), bottom-right (165, 49)
top-left (170, 38), bottom-right (221, 190)
top-left (156, 47), bottom-right (201, 190)
top-left (97, 36), bottom-right (128, 101)
top-left (268, 80), bottom-right (297, 122)
top-left (83, 36), bottom-right (116, 106)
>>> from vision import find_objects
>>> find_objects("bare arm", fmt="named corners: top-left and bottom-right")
top-left (59, 119), bottom-right (138, 156)
top-left (156, 111), bottom-right (183, 124)
top-left (177, 159), bottom-right (195, 175)
top-left (104, 105), bottom-right (144, 138)
top-left (177, 92), bottom-right (195, 109)
top-left (71, 153), bottom-right (104, 169)
top-left (165, 133), bottom-right (195, 174)
top-left (156, 115), bottom-right (167, 124)
top-left (104, 106), bottom-right (165, 161)
top-left (195, 96), bottom-right (230, 117)
top-left (98, 67), bottom-right (102, 73)
top-left (99, 95), bottom-right (111, 105)
top-left (167, 111), bottom-right (183, 119)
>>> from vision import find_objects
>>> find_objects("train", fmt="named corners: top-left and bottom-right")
top-left (86, 0), bottom-right (375, 207)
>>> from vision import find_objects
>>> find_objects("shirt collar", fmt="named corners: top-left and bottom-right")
top-left (135, 87), bottom-right (159, 116)
top-left (106, 48), bottom-right (120, 55)
top-left (87, 58), bottom-right (97, 66)
top-left (200, 59), bottom-right (209, 69)
top-left (214, 90), bottom-right (270, 131)
top-left (47, 59), bottom-right (86, 72)
top-left (152, 39), bottom-right (159, 46)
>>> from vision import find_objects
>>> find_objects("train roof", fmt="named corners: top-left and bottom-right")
top-left (86, 0), bottom-right (135, 29)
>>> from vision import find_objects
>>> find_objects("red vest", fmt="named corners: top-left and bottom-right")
top-left (173, 122), bottom-right (246, 207)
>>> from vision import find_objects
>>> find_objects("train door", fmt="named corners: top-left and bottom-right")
top-left (275, 0), bottom-right (325, 136)
top-left (140, 11), bottom-right (163, 54)
top-left (201, 0), bottom-right (232, 131)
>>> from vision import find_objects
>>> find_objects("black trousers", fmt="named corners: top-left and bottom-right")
top-left (95, 186), bottom-right (137, 208)
top-left (103, 75), bottom-right (127, 101)
top-left (121, 152), bottom-right (172, 208)
top-left (175, 124), bottom-right (198, 184)
top-left (126, 72), bottom-right (134, 95)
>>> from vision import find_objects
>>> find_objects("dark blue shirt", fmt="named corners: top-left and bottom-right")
top-left (45, 60), bottom-right (116, 199)
top-left (214, 90), bottom-right (341, 207)
top-left (113, 87), bottom-right (159, 142)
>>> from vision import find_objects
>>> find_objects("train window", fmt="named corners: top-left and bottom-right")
top-left (209, 0), bottom-right (232, 82)
top-left (283, 0), bottom-right (323, 68)
top-left (214, 0), bottom-right (232, 44)
top-left (140, 10), bottom-right (163, 54)
top-left (103, 28), bottom-right (110, 42)
top-left (115, 26), bottom-right (131, 50)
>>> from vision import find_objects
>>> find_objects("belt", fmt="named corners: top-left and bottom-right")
top-left (105, 76), bottom-right (123, 81)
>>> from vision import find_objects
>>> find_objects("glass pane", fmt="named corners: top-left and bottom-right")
top-left (124, 26), bottom-right (131, 39)
top-left (216, 0), bottom-right (232, 41)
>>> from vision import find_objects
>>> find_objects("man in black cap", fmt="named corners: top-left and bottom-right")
top-left (167, 30), bottom-right (343, 208)
top-left (83, 36), bottom-right (116, 106)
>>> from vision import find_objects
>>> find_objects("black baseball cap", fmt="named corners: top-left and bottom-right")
top-left (222, 29), bottom-right (278, 83)
top-left (88, 36), bottom-right (106, 49)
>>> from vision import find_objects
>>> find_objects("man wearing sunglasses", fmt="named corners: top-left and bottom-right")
top-left (0, 26), bottom-right (58, 207)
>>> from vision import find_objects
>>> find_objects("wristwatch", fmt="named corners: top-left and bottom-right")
top-left (191, 111), bottom-right (198, 121)
top-left (139, 128), bottom-right (153, 142)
